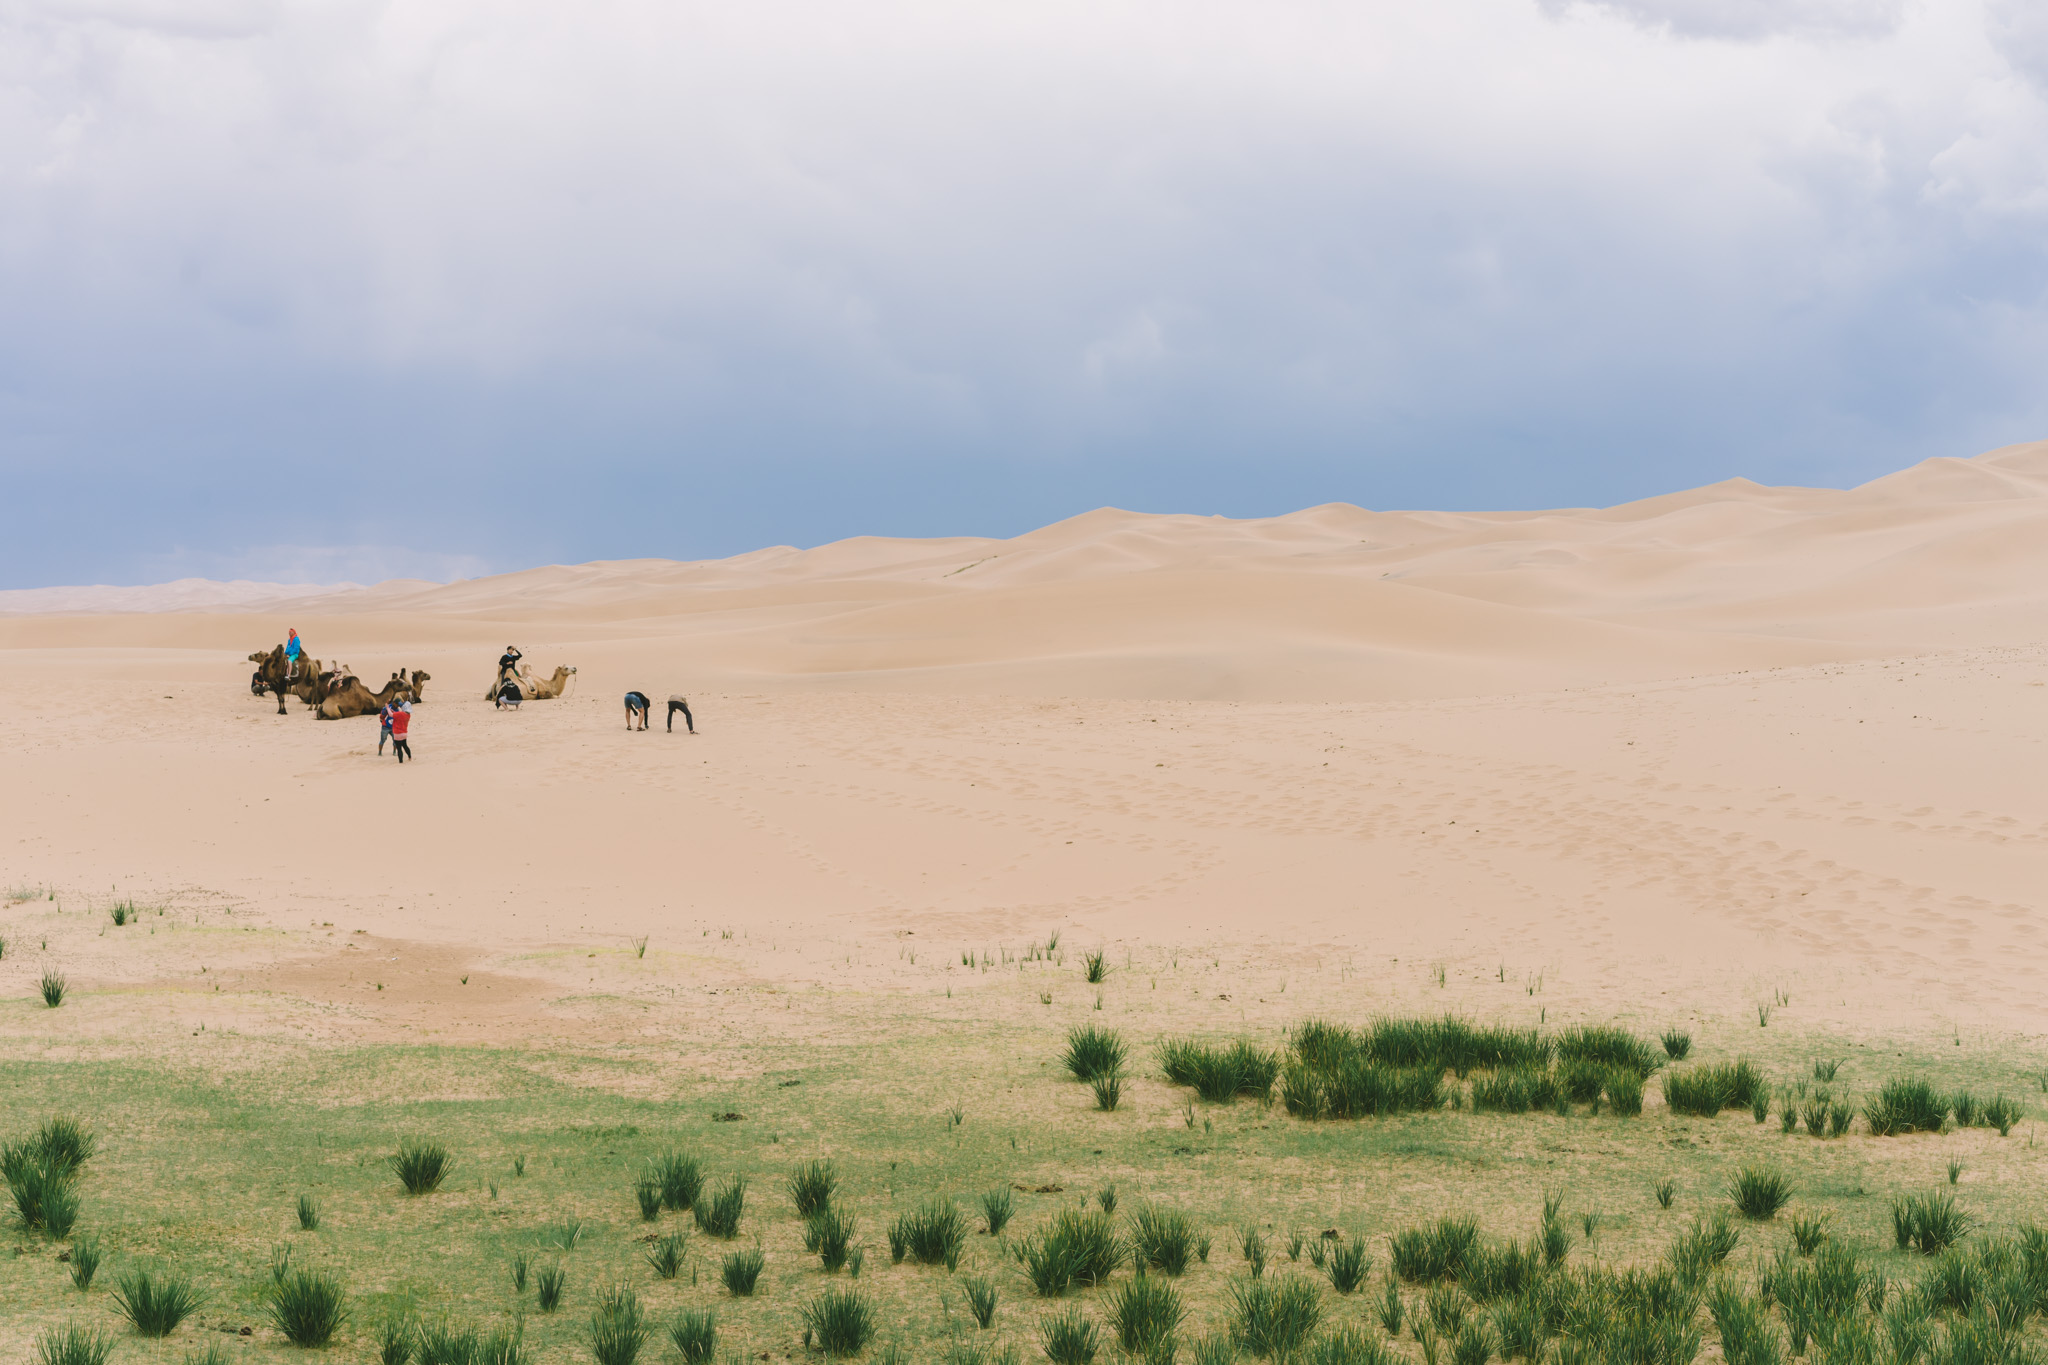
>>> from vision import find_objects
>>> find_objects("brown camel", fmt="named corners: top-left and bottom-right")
top-left (408, 669), bottom-right (431, 700)
top-left (485, 664), bottom-right (576, 702)
top-left (317, 676), bottom-right (413, 720)
top-left (247, 646), bottom-right (294, 715)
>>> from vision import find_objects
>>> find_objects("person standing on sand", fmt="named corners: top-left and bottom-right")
top-left (389, 700), bottom-right (413, 763)
top-left (378, 698), bottom-right (399, 755)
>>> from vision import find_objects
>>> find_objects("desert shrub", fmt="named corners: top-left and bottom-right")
top-left (270, 1268), bottom-right (348, 1347)
top-left (892, 1197), bottom-right (970, 1270)
top-left (1730, 1165), bottom-right (1792, 1220)
top-left (668, 1311), bottom-right (716, 1365)
top-left (1091, 1072), bottom-right (1125, 1112)
top-left (962, 1274), bottom-right (999, 1329)
top-left (1660, 1030), bottom-right (1692, 1061)
top-left (390, 1139), bottom-right (453, 1195)
top-left (1108, 1273), bottom-right (1187, 1355)
top-left (1040, 1308), bottom-right (1100, 1365)
top-left (535, 1263), bottom-right (566, 1313)
top-left (1229, 1277), bottom-right (1324, 1360)
top-left (1083, 950), bottom-right (1110, 984)
top-left (1131, 1205), bottom-right (1198, 1276)
top-left (588, 1284), bottom-right (648, 1365)
top-left (801, 1287), bottom-right (875, 1357)
top-left (650, 1152), bottom-right (704, 1212)
top-left (720, 1247), bottom-right (764, 1296)
top-left (789, 1160), bottom-right (837, 1218)
top-left (112, 1266), bottom-right (204, 1336)
top-left (1892, 1193), bottom-right (1974, 1256)
top-left (808, 1208), bottom-right (858, 1272)
top-left (693, 1177), bottom-right (747, 1238)
top-left (646, 1231), bottom-right (689, 1280)
top-left (34, 1325), bottom-right (115, 1365)
top-left (1325, 1240), bottom-right (1372, 1294)
top-left (1063, 1025), bottom-right (1128, 1082)
top-left (1866, 1079), bottom-right (1948, 1136)
top-left (41, 972), bottom-right (67, 1007)
top-left (1391, 1218), bottom-right (1479, 1283)
top-left (981, 1187), bottom-right (1014, 1236)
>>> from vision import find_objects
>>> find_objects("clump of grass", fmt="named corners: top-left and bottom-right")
top-left (1378, 1279), bottom-right (1405, 1336)
top-left (646, 1230), bottom-right (689, 1280)
top-left (1865, 1079), bottom-right (1948, 1136)
top-left (535, 1262), bottom-right (566, 1313)
top-left (800, 1287), bottom-right (875, 1357)
top-left (1604, 1067), bottom-right (1646, 1117)
top-left (1660, 1029), bottom-right (1691, 1061)
top-left (1451, 1318), bottom-right (1496, 1365)
top-left (1707, 1282), bottom-right (1784, 1365)
top-left (721, 1247), bottom-right (764, 1296)
top-left (1097, 1183), bottom-right (1118, 1215)
top-left (650, 1152), bottom-right (703, 1212)
top-left (1751, 1090), bottom-right (1772, 1125)
top-left (1241, 1226), bottom-right (1268, 1278)
top-left (1325, 1239), bottom-right (1372, 1294)
top-left (1040, 1308), bottom-right (1100, 1365)
top-left (1229, 1276), bottom-right (1324, 1360)
top-left (1980, 1095), bottom-right (2024, 1136)
top-left (1790, 1213), bottom-right (1830, 1255)
top-left (588, 1284), bottom-right (649, 1365)
top-left (1461, 1240), bottom-right (1540, 1303)
top-left (3, 1139), bottom-right (81, 1236)
top-left (1555, 1025), bottom-right (1662, 1077)
top-left (1161, 1038), bottom-right (1283, 1103)
top-left (1947, 1159), bottom-right (1963, 1186)
top-left (389, 1138), bottom-right (453, 1195)
top-left (1063, 1025), bottom-right (1128, 1082)
top-left (111, 1266), bottom-right (205, 1336)
top-left (33, 1325), bottom-right (115, 1365)
top-left (1471, 1068), bottom-right (1558, 1115)
top-left (295, 1193), bottom-right (319, 1231)
top-left (693, 1177), bottom-right (747, 1238)
top-left (1425, 1283), bottom-right (1470, 1337)
top-left (269, 1268), bottom-right (348, 1347)
top-left (1017, 1208), bottom-right (1125, 1295)
top-left (962, 1274), bottom-right (999, 1329)
top-left (1091, 1072), bottom-right (1125, 1112)
top-left (789, 1160), bottom-right (837, 1218)
top-left (542, 1217), bottom-right (584, 1250)
top-left (980, 1187), bottom-right (1014, 1236)
top-left (1729, 1165), bottom-right (1792, 1220)
top-left (1661, 1061), bottom-right (1765, 1117)
top-left (807, 1207), bottom-right (858, 1272)
top-left (414, 1317), bottom-right (478, 1365)
top-left (1654, 1180), bottom-right (1675, 1210)
top-left (375, 1319), bottom-right (417, 1365)
top-left (68, 1235), bottom-right (101, 1290)
top-left (635, 1179), bottom-right (663, 1221)
top-left (892, 1197), bottom-right (969, 1270)
top-left (511, 1252), bottom-right (531, 1293)
top-left (1131, 1205), bottom-right (1198, 1275)
top-left (1083, 950), bottom-right (1111, 983)
top-left (1668, 1209), bottom-right (1740, 1282)
top-left (40, 971), bottom-right (66, 1007)
top-left (1890, 1192), bottom-right (1973, 1255)
top-left (1390, 1217), bottom-right (1479, 1283)
top-left (668, 1311), bottom-right (716, 1365)
top-left (1109, 1273), bottom-right (1188, 1357)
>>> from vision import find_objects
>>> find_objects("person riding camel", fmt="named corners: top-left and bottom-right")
top-left (285, 628), bottom-right (305, 679)
top-left (496, 645), bottom-right (523, 693)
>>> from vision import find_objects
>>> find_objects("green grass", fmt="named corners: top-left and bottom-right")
top-left (979, 1186), bottom-right (1014, 1236)
top-left (1039, 1306), bottom-right (1100, 1365)
top-left (390, 1137), bottom-right (453, 1194)
top-left (634, 1177), bottom-right (662, 1220)
top-left (1391, 1217), bottom-right (1479, 1283)
top-left (1108, 1272), bottom-right (1188, 1355)
top-left (650, 1150), bottom-right (704, 1211)
top-left (1090, 1070), bottom-right (1124, 1111)
top-left (645, 1229), bottom-right (689, 1279)
top-left (40, 971), bottom-right (65, 1007)
top-left (693, 1176), bottom-right (747, 1238)
top-left (110, 1265), bottom-right (205, 1336)
top-left (789, 1159), bottom-right (837, 1217)
top-left (806, 1206), bottom-right (858, 1271)
top-left (891, 1196), bottom-right (969, 1269)
top-left (667, 1310), bottom-right (716, 1365)
top-left (1659, 1030), bottom-right (1691, 1061)
top-left (588, 1283), bottom-right (649, 1365)
top-left (1082, 951), bottom-right (1111, 984)
top-left (1324, 1238), bottom-right (1372, 1294)
top-left (33, 1324), bottom-right (115, 1365)
top-left (1865, 1078), bottom-right (1949, 1136)
top-left (1062, 1024), bottom-right (1128, 1081)
top-left (800, 1286), bottom-right (875, 1356)
top-left (1132, 1204), bottom-right (1199, 1275)
top-left (535, 1262), bottom-right (566, 1312)
top-left (1729, 1164), bottom-right (1792, 1220)
top-left (268, 1267), bottom-right (349, 1346)
top-left (1228, 1276), bottom-right (1323, 1360)
top-left (1890, 1191), bottom-right (1974, 1255)
top-left (721, 1246), bottom-right (764, 1296)
top-left (296, 1191), bottom-right (320, 1230)
top-left (1660, 1060), bottom-right (1764, 1117)
top-left (377, 1315), bottom-right (415, 1365)
top-left (962, 1273), bottom-right (999, 1328)
top-left (68, 1233), bottom-right (101, 1290)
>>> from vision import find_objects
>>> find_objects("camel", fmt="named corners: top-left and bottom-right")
top-left (317, 676), bottom-right (414, 720)
top-left (408, 669), bottom-right (431, 700)
top-left (485, 664), bottom-right (576, 701)
top-left (247, 646), bottom-right (299, 715)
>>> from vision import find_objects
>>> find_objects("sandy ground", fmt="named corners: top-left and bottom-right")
top-left (4, 443), bottom-right (2048, 1053)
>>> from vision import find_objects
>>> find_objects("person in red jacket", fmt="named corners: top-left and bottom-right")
top-left (389, 700), bottom-right (413, 763)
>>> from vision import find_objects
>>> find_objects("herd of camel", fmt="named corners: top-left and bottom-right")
top-left (246, 644), bottom-right (576, 719)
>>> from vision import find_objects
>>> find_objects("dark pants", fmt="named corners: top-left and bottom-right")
top-left (393, 738), bottom-right (412, 763)
top-left (668, 699), bottom-right (694, 733)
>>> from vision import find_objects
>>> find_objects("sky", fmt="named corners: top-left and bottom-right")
top-left (2, 0), bottom-right (2046, 588)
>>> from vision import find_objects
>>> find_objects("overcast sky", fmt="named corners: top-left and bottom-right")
top-left (3, 0), bottom-right (2045, 587)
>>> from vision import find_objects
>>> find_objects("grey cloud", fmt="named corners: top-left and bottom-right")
top-left (1538, 0), bottom-right (1906, 41)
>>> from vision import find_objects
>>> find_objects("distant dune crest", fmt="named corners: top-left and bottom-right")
top-left (6, 440), bottom-right (2046, 701)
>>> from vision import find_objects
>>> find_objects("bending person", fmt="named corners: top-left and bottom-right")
top-left (667, 695), bottom-right (695, 734)
top-left (624, 692), bottom-right (651, 730)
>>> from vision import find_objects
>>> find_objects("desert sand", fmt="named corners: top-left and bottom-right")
top-left (3, 440), bottom-right (2047, 1049)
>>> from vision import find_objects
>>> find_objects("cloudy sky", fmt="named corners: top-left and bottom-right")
top-left (2, 0), bottom-right (2045, 586)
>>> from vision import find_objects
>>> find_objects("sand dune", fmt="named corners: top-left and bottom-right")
top-left (2, 441), bottom-right (2046, 1046)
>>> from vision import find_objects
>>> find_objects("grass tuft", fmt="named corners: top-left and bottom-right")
top-left (535, 1262), bottom-right (566, 1313)
top-left (789, 1160), bottom-right (837, 1218)
top-left (807, 1207), bottom-right (858, 1272)
top-left (980, 1187), bottom-right (1014, 1236)
top-left (1228, 1276), bottom-right (1324, 1360)
top-left (68, 1235), bottom-right (101, 1290)
top-left (1131, 1205), bottom-right (1198, 1276)
top-left (891, 1197), bottom-right (970, 1270)
top-left (1654, 1180), bottom-right (1675, 1210)
top-left (1661, 1061), bottom-right (1764, 1117)
top-left (800, 1287), bottom-right (876, 1357)
top-left (635, 1179), bottom-right (663, 1222)
top-left (1083, 950), bottom-right (1111, 984)
top-left (963, 1274), bottom-right (999, 1329)
top-left (111, 1266), bottom-right (205, 1336)
top-left (34, 1325), bottom-right (115, 1365)
top-left (646, 1230), bottom-right (690, 1280)
top-left (1040, 1307), bottom-right (1100, 1365)
top-left (1063, 1025), bottom-right (1129, 1082)
top-left (1789, 1213), bottom-right (1829, 1255)
top-left (1091, 1072), bottom-right (1125, 1112)
top-left (588, 1283), bottom-right (649, 1365)
top-left (721, 1247), bottom-right (765, 1296)
top-left (693, 1177), bottom-right (747, 1238)
top-left (41, 972), bottom-right (66, 1007)
top-left (1890, 1192), bottom-right (1973, 1255)
top-left (1660, 1029), bottom-right (1692, 1060)
top-left (269, 1268), bottom-right (348, 1347)
top-left (1865, 1079), bottom-right (1948, 1136)
top-left (668, 1311), bottom-right (716, 1365)
top-left (389, 1138), bottom-right (453, 1195)
top-left (295, 1193), bottom-right (319, 1231)
top-left (1325, 1239), bottom-right (1373, 1294)
top-left (375, 1316), bottom-right (415, 1365)
top-left (1729, 1165), bottom-right (1792, 1220)
top-left (1391, 1217), bottom-right (1479, 1283)
top-left (1108, 1273), bottom-right (1188, 1357)
top-left (650, 1151), bottom-right (704, 1212)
